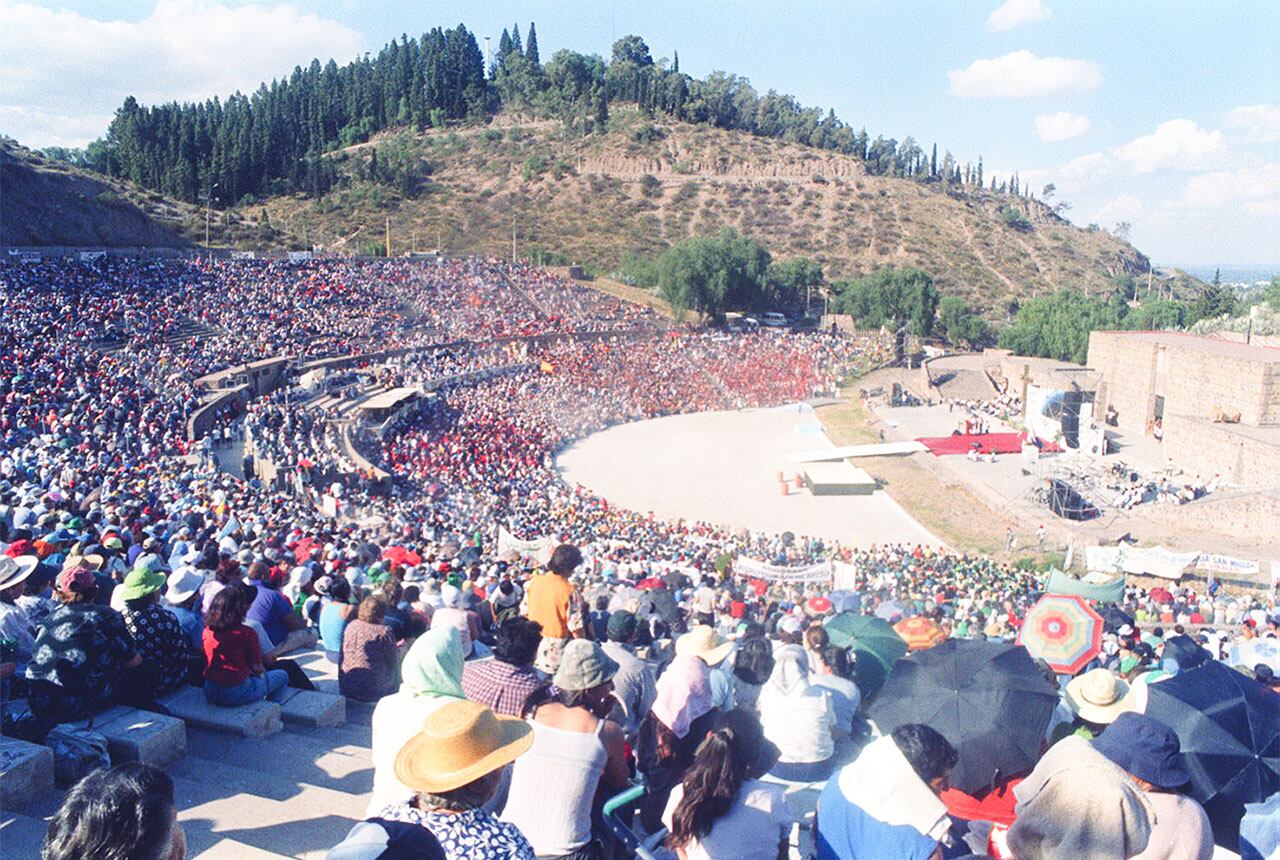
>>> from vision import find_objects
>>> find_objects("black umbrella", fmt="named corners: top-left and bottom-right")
top-left (457, 545), bottom-right (482, 565)
top-left (1143, 661), bottom-right (1279, 851)
top-left (1103, 606), bottom-right (1134, 633)
top-left (868, 639), bottom-right (1058, 795)
top-left (1159, 634), bottom-right (1212, 672)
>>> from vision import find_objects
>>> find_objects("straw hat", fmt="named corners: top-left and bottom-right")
top-left (0, 556), bottom-right (37, 592)
top-left (1065, 668), bottom-right (1134, 724)
top-left (394, 700), bottom-right (533, 794)
top-left (675, 625), bottom-right (735, 666)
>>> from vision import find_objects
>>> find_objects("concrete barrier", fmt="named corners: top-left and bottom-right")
top-left (95, 705), bottom-right (187, 767)
top-left (0, 737), bottom-right (55, 810)
top-left (158, 687), bottom-right (283, 738)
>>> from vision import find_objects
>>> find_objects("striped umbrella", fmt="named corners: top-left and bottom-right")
top-left (894, 616), bottom-right (948, 651)
top-left (1017, 594), bottom-right (1104, 675)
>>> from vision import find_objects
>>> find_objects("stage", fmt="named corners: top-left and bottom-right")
top-left (555, 403), bottom-right (938, 548)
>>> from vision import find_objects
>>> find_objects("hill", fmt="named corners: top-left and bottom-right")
top-left (255, 113), bottom-right (1170, 314)
top-left (0, 139), bottom-right (293, 249)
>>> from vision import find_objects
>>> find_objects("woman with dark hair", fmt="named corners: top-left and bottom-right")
top-left (200, 558), bottom-right (242, 616)
top-left (731, 637), bottom-right (776, 713)
top-left (663, 709), bottom-right (790, 860)
top-left (810, 645), bottom-right (861, 743)
top-left (317, 574), bottom-right (356, 661)
top-left (202, 584), bottom-right (288, 707)
top-left (44, 763), bottom-right (185, 860)
top-left (339, 596), bottom-right (399, 702)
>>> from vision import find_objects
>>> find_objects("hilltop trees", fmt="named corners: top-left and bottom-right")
top-left (65, 25), bottom-right (1005, 208)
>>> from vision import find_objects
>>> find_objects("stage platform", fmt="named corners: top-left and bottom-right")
top-left (803, 462), bottom-right (877, 495)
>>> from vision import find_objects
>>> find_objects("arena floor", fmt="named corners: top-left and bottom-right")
top-left (556, 403), bottom-right (940, 549)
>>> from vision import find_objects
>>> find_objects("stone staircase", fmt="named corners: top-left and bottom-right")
top-left (0, 649), bottom-right (372, 859)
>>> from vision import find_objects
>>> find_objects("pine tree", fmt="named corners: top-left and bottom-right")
top-left (511, 23), bottom-right (523, 56)
top-left (976, 157), bottom-right (983, 189)
top-left (498, 29), bottom-right (511, 61)
top-left (526, 22), bottom-right (540, 65)
top-left (930, 143), bottom-right (937, 178)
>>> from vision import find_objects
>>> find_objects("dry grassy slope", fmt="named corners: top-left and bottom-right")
top-left (258, 113), bottom-right (1169, 313)
top-left (0, 140), bottom-right (288, 249)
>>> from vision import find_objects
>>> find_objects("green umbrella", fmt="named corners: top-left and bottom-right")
top-left (824, 612), bottom-right (908, 700)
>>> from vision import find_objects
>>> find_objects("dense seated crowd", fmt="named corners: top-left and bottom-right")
top-left (1, 253), bottom-right (1276, 860)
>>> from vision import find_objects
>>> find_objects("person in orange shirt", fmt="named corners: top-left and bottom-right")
top-left (524, 544), bottom-right (587, 670)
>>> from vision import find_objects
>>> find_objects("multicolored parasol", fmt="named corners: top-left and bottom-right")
top-left (1016, 594), bottom-right (1103, 675)
top-left (893, 616), bottom-right (948, 651)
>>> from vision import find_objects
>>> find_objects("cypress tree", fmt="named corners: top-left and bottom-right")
top-left (526, 22), bottom-right (539, 65)
top-left (511, 23), bottom-right (522, 56)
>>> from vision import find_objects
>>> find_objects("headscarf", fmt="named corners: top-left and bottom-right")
top-left (1007, 735), bottom-right (1154, 860)
top-left (651, 654), bottom-right (713, 739)
top-left (762, 648), bottom-right (810, 699)
top-left (398, 626), bottom-right (464, 701)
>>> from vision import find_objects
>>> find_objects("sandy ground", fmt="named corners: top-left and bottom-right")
top-left (556, 403), bottom-right (939, 548)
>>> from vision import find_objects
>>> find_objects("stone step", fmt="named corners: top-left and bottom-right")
top-left (276, 688), bottom-right (346, 728)
top-left (194, 838), bottom-right (299, 860)
top-left (94, 705), bottom-right (187, 768)
top-left (183, 726), bottom-right (372, 796)
top-left (157, 686), bottom-right (283, 738)
top-left (283, 718), bottom-right (372, 750)
top-left (0, 736), bottom-right (55, 811)
top-left (0, 811), bottom-right (50, 854)
top-left (165, 758), bottom-right (367, 859)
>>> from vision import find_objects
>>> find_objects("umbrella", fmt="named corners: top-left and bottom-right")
top-left (1017, 594), bottom-right (1103, 675)
top-left (894, 616), bottom-right (948, 651)
top-left (1103, 606), bottom-right (1134, 633)
top-left (868, 639), bottom-right (1058, 795)
top-left (1142, 661), bottom-right (1280, 851)
top-left (825, 612), bottom-right (907, 699)
top-left (806, 596), bottom-right (833, 616)
top-left (1159, 634), bottom-right (1213, 672)
top-left (292, 537), bottom-right (320, 563)
top-left (828, 589), bottom-right (860, 614)
top-left (1227, 638), bottom-right (1280, 672)
top-left (874, 599), bottom-right (906, 621)
top-left (1149, 586), bottom-right (1174, 604)
top-left (457, 545), bottom-right (481, 565)
top-left (382, 545), bottom-right (421, 567)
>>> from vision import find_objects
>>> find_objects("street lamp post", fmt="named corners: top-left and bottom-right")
top-left (204, 182), bottom-right (219, 249)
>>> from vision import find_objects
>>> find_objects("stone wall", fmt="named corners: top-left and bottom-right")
top-left (186, 386), bottom-right (247, 441)
top-left (195, 356), bottom-right (289, 397)
top-left (1087, 333), bottom-right (1159, 435)
top-left (1162, 415), bottom-right (1280, 489)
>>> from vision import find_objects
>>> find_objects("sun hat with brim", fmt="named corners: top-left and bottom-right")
top-left (1065, 668), bottom-right (1134, 724)
top-left (1092, 711), bottom-right (1191, 789)
top-left (120, 566), bottom-right (167, 601)
top-left (0, 556), bottom-right (36, 592)
top-left (676, 625), bottom-right (735, 666)
top-left (394, 700), bottom-right (533, 795)
top-left (64, 553), bottom-right (105, 572)
top-left (553, 640), bottom-right (620, 692)
top-left (165, 567), bottom-right (204, 605)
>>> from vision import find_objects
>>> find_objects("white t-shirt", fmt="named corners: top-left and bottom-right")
top-left (661, 779), bottom-right (791, 860)
top-left (693, 586), bottom-right (717, 615)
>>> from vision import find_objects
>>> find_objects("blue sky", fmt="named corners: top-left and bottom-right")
top-left (3, 0), bottom-right (1277, 268)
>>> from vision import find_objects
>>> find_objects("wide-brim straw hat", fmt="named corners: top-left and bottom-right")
top-left (0, 556), bottom-right (37, 592)
top-left (1065, 667), bottom-right (1134, 724)
top-left (394, 700), bottom-right (533, 795)
top-left (675, 624), bottom-right (734, 666)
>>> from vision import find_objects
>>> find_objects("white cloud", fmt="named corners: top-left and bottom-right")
top-left (0, 0), bottom-right (364, 148)
top-left (1092, 194), bottom-right (1143, 224)
top-left (1226, 103), bottom-right (1280, 143)
top-left (988, 0), bottom-right (1052, 32)
top-left (1112, 119), bottom-right (1223, 173)
top-left (948, 51), bottom-right (1102, 99)
top-left (1035, 111), bottom-right (1090, 142)
top-left (1173, 164), bottom-right (1280, 212)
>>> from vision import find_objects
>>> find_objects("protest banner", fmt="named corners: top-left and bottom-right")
top-left (735, 557), bottom-right (832, 584)
top-left (497, 527), bottom-right (552, 560)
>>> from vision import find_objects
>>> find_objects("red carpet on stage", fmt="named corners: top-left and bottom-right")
top-left (916, 433), bottom-right (1061, 456)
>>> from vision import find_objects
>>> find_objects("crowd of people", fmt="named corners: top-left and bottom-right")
top-left (1, 252), bottom-right (1276, 860)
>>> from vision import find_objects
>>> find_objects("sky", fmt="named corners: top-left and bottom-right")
top-left (2, 0), bottom-right (1278, 269)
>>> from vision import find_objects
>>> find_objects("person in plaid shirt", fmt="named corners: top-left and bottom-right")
top-left (462, 617), bottom-right (548, 717)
